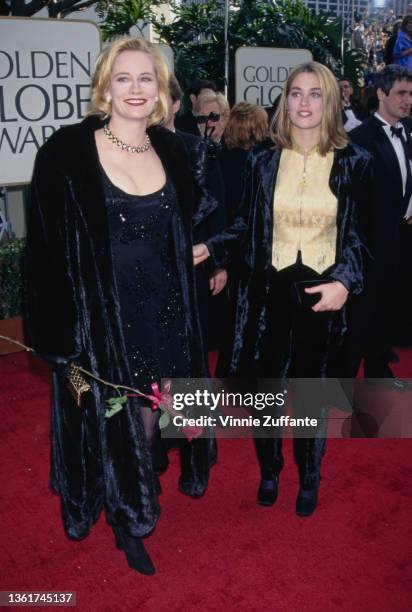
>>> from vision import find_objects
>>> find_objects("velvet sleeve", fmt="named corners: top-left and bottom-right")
top-left (190, 136), bottom-right (208, 190)
top-left (204, 150), bottom-right (257, 269)
top-left (329, 155), bottom-right (372, 295)
top-left (25, 146), bottom-right (81, 362)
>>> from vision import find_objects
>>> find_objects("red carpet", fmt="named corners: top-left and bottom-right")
top-left (1, 351), bottom-right (412, 611)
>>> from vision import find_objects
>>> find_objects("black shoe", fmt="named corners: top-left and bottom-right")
top-left (257, 476), bottom-right (279, 506)
top-left (296, 487), bottom-right (318, 517)
top-left (113, 526), bottom-right (155, 575)
top-left (178, 477), bottom-right (206, 498)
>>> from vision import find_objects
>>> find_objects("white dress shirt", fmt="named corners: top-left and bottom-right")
top-left (343, 108), bottom-right (362, 132)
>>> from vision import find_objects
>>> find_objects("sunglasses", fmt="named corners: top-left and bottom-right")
top-left (196, 112), bottom-right (221, 124)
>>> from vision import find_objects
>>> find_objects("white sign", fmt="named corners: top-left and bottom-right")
top-left (0, 17), bottom-right (101, 186)
top-left (158, 44), bottom-right (174, 74)
top-left (236, 47), bottom-right (313, 107)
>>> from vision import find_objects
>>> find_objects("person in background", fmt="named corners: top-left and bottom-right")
top-left (165, 74), bottom-right (228, 352)
top-left (216, 102), bottom-right (269, 374)
top-left (393, 15), bottom-right (412, 70)
top-left (347, 64), bottom-right (412, 378)
top-left (220, 102), bottom-right (269, 219)
top-left (338, 77), bottom-right (365, 130)
top-left (384, 20), bottom-right (402, 65)
top-left (352, 19), bottom-right (366, 50)
top-left (193, 91), bottom-right (230, 145)
top-left (361, 84), bottom-right (379, 115)
top-left (174, 78), bottom-right (217, 135)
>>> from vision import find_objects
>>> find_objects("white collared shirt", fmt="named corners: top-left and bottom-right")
top-left (343, 108), bottom-right (362, 132)
top-left (374, 112), bottom-right (412, 219)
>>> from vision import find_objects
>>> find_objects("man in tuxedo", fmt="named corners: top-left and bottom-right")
top-left (339, 77), bottom-right (365, 130)
top-left (348, 64), bottom-right (412, 378)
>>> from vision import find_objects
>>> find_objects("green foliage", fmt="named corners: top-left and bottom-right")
top-left (0, 238), bottom-right (26, 319)
top-left (97, 0), bottom-right (163, 40)
top-left (155, 0), bottom-right (225, 91)
top-left (98, 0), bottom-right (365, 99)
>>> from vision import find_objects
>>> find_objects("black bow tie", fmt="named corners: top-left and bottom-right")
top-left (389, 124), bottom-right (412, 161)
top-left (391, 125), bottom-right (404, 138)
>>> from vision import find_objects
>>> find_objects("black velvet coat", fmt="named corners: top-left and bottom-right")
top-left (207, 142), bottom-right (372, 378)
top-left (26, 116), bottom-right (209, 540)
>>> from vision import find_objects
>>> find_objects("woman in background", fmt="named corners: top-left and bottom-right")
top-left (193, 91), bottom-right (230, 144)
top-left (220, 101), bottom-right (269, 218)
top-left (393, 15), bottom-right (412, 70)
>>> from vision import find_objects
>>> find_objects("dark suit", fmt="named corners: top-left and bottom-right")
top-left (174, 110), bottom-right (200, 136)
top-left (174, 129), bottom-right (227, 352)
top-left (348, 115), bottom-right (412, 376)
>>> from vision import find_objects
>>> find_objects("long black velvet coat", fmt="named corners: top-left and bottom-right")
top-left (26, 116), bottom-right (209, 540)
top-left (207, 142), bottom-right (372, 378)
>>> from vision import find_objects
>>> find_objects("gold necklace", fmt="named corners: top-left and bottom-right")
top-left (104, 124), bottom-right (151, 153)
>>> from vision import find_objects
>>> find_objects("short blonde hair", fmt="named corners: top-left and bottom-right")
top-left (224, 102), bottom-right (269, 150)
top-left (193, 91), bottom-right (230, 118)
top-left (272, 61), bottom-right (348, 155)
top-left (89, 37), bottom-right (169, 126)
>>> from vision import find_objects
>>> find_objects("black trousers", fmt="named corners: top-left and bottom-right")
top-left (342, 220), bottom-right (412, 378)
top-left (254, 258), bottom-right (336, 490)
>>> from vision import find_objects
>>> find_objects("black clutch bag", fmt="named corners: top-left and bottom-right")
top-left (290, 279), bottom-right (331, 309)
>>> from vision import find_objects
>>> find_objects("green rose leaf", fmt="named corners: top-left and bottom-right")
top-left (106, 395), bottom-right (128, 406)
top-left (159, 412), bottom-right (170, 429)
top-left (105, 403), bottom-right (124, 418)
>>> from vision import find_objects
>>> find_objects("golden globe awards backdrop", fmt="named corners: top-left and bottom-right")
top-left (235, 47), bottom-right (313, 106)
top-left (0, 17), bottom-right (101, 186)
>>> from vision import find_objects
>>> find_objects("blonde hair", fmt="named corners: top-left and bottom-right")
top-left (89, 37), bottom-right (169, 126)
top-left (193, 91), bottom-right (230, 118)
top-left (224, 102), bottom-right (269, 150)
top-left (272, 61), bottom-right (348, 155)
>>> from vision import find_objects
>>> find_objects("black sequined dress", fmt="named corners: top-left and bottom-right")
top-left (101, 168), bottom-right (191, 395)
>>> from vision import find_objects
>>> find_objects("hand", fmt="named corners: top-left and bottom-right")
top-left (209, 268), bottom-right (228, 295)
top-left (193, 243), bottom-right (210, 266)
top-left (407, 217), bottom-right (412, 225)
top-left (305, 281), bottom-right (349, 312)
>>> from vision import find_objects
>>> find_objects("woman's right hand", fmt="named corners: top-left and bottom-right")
top-left (193, 243), bottom-right (210, 266)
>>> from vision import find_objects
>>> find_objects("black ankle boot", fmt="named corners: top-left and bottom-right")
top-left (113, 526), bottom-right (155, 575)
top-left (296, 487), bottom-right (318, 517)
top-left (257, 476), bottom-right (279, 506)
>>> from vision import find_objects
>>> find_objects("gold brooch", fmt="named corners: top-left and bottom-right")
top-left (67, 364), bottom-right (91, 408)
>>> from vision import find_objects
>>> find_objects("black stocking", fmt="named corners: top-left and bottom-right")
top-left (141, 406), bottom-right (168, 473)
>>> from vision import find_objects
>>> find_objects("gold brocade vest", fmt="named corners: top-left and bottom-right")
top-left (272, 146), bottom-right (338, 274)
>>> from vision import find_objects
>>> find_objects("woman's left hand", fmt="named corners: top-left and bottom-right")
top-left (305, 281), bottom-right (349, 312)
